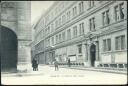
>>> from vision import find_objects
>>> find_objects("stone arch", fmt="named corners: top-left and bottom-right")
top-left (0, 25), bottom-right (18, 72)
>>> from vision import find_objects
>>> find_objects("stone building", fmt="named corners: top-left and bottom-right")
top-left (0, 1), bottom-right (32, 72)
top-left (32, 1), bottom-right (127, 68)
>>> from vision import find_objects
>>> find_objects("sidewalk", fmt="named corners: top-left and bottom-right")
top-left (49, 65), bottom-right (127, 75)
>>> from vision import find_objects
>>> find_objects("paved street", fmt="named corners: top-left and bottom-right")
top-left (1, 65), bottom-right (127, 85)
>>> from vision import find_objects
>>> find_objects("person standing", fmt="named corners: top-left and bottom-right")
top-left (68, 58), bottom-right (71, 67)
top-left (32, 58), bottom-right (36, 71)
top-left (54, 59), bottom-right (59, 71)
top-left (35, 59), bottom-right (39, 71)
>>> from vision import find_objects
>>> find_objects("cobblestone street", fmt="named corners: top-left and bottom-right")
top-left (1, 65), bottom-right (127, 85)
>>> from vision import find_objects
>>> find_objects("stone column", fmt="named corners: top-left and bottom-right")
top-left (84, 43), bottom-right (88, 61)
top-left (83, 43), bottom-right (89, 67)
top-left (95, 41), bottom-right (99, 61)
top-left (87, 44), bottom-right (91, 67)
top-left (17, 42), bottom-right (32, 72)
top-left (17, 2), bottom-right (32, 72)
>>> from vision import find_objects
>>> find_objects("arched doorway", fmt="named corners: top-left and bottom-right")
top-left (0, 26), bottom-right (18, 72)
top-left (90, 44), bottom-right (96, 67)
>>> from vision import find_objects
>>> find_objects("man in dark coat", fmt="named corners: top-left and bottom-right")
top-left (32, 58), bottom-right (37, 71)
top-left (35, 59), bottom-right (38, 71)
top-left (68, 58), bottom-right (71, 67)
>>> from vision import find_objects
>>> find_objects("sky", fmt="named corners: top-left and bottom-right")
top-left (31, 1), bottom-right (54, 25)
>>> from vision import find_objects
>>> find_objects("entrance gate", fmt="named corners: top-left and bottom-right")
top-left (90, 44), bottom-right (96, 67)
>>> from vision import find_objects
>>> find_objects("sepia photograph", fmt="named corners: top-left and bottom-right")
top-left (0, 0), bottom-right (127, 85)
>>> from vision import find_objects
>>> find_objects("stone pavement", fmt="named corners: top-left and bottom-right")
top-left (1, 65), bottom-right (127, 85)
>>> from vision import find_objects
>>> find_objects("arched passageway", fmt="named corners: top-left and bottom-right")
top-left (0, 26), bottom-right (18, 72)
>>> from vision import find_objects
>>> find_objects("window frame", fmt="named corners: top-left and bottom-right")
top-left (103, 38), bottom-right (111, 52)
top-left (115, 35), bottom-right (125, 50)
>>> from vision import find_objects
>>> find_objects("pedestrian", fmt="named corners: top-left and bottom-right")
top-left (54, 59), bottom-right (59, 71)
top-left (35, 59), bottom-right (39, 71)
top-left (32, 58), bottom-right (37, 71)
top-left (68, 58), bottom-right (71, 67)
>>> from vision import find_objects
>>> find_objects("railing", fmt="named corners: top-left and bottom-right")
top-left (98, 63), bottom-right (127, 69)
top-left (58, 62), bottom-right (84, 66)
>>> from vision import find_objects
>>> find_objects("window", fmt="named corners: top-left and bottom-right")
top-left (56, 35), bottom-right (58, 44)
top-left (47, 38), bottom-right (50, 47)
top-left (89, 17), bottom-right (95, 31)
top-left (62, 31), bottom-right (65, 41)
top-left (103, 39), bottom-right (111, 52)
top-left (62, 15), bottom-right (66, 24)
top-left (73, 26), bottom-right (77, 37)
top-left (59, 17), bottom-right (61, 26)
top-left (79, 1), bottom-right (84, 13)
top-left (59, 34), bottom-right (62, 42)
top-left (45, 29), bottom-right (47, 35)
top-left (67, 11), bottom-right (71, 20)
top-left (102, 10), bottom-right (110, 26)
top-left (107, 39), bottom-right (111, 51)
top-left (67, 29), bottom-right (71, 40)
top-left (119, 3), bottom-right (125, 19)
top-left (115, 5), bottom-right (120, 21)
top-left (51, 23), bottom-right (54, 32)
top-left (52, 37), bottom-right (54, 45)
top-left (73, 6), bottom-right (77, 16)
top-left (78, 44), bottom-right (82, 54)
top-left (55, 20), bottom-right (58, 28)
top-left (79, 22), bottom-right (84, 35)
top-left (115, 35), bottom-right (125, 50)
top-left (89, 1), bottom-right (94, 8)
top-left (48, 26), bottom-right (50, 34)
top-left (115, 2), bottom-right (124, 21)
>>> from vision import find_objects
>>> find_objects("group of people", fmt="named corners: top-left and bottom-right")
top-left (32, 57), bottom-right (71, 71)
top-left (32, 58), bottom-right (38, 71)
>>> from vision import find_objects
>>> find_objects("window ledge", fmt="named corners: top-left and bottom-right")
top-left (114, 50), bottom-right (127, 52)
top-left (101, 19), bottom-right (125, 29)
top-left (78, 54), bottom-right (82, 56)
top-left (101, 51), bottom-right (112, 53)
top-left (101, 50), bottom-right (127, 54)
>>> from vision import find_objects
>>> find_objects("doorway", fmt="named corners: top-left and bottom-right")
top-left (90, 44), bottom-right (96, 67)
top-left (0, 26), bottom-right (18, 72)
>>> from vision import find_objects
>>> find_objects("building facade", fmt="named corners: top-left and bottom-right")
top-left (0, 1), bottom-right (32, 71)
top-left (32, 1), bottom-right (127, 68)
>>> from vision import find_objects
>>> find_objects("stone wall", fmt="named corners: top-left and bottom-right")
top-left (1, 1), bottom-right (32, 72)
